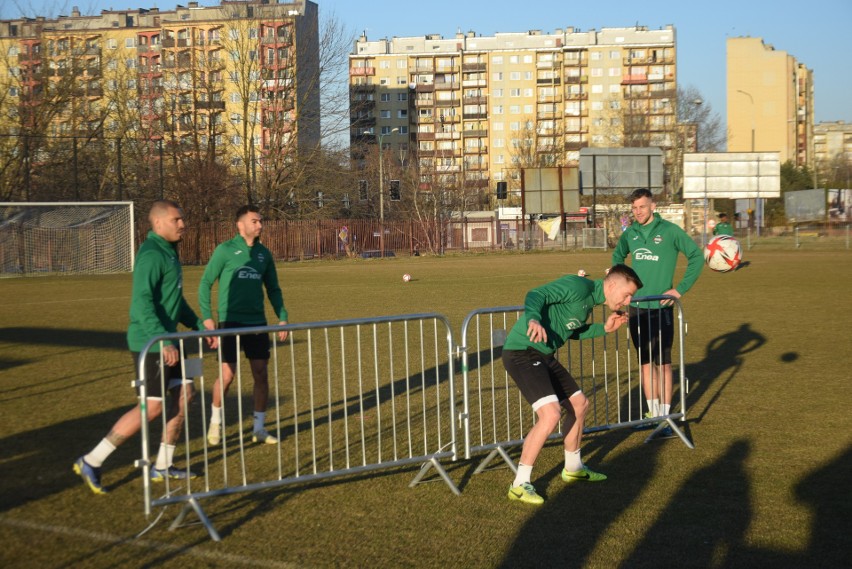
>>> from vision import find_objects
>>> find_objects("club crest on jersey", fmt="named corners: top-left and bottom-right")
top-left (257, 252), bottom-right (265, 263)
top-left (565, 318), bottom-right (582, 330)
top-left (653, 234), bottom-right (663, 244)
top-left (634, 248), bottom-right (660, 261)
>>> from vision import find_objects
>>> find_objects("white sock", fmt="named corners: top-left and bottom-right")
top-left (253, 411), bottom-right (266, 433)
top-left (660, 403), bottom-right (671, 416)
top-left (512, 463), bottom-right (534, 487)
top-left (155, 443), bottom-right (176, 470)
top-left (647, 399), bottom-right (660, 416)
top-left (210, 404), bottom-right (222, 425)
top-left (84, 439), bottom-right (116, 468)
top-left (564, 448), bottom-right (583, 472)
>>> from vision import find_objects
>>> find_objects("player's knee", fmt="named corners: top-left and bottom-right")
top-left (569, 392), bottom-right (589, 416)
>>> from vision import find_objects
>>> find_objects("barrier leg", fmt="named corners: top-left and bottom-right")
top-left (169, 497), bottom-right (221, 542)
top-left (644, 417), bottom-right (695, 449)
top-left (473, 445), bottom-right (516, 475)
top-left (409, 457), bottom-right (461, 496)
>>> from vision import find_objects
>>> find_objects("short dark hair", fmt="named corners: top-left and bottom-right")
top-left (718, 212), bottom-right (728, 219)
top-left (628, 188), bottom-right (653, 203)
top-left (605, 263), bottom-right (643, 290)
top-left (236, 204), bottom-right (260, 222)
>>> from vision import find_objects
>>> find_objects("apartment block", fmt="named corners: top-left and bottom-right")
top-left (726, 37), bottom-right (814, 167)
top-left (813, 121), bottom-right (852, 171)
top-left (349, 25), bottom-right (679, 203)
top-left (0, 0), bottom-right (319, 169)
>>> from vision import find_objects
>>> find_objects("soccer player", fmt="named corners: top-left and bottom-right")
top-left (612, 188), bottom-right (703, 434)
top-left (713, 212), bottom-right (735, 236)
top-left (503, 264), bottom-right (642, 505)
top-left (199, 205), bottom-right (289, 446)
top-left (74, 200), bottom-right (217, 495)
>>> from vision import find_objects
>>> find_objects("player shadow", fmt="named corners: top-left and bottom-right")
top-left (0, 326), bottom-right (126, 351)
top-left (683, 322), bottom-right (768, 423)
top-left (792, 444), bottom-right (852, 568)
top-left (496, 433), bottom-right (659, 569)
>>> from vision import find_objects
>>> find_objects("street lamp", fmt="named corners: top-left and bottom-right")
top-left (377, 127), bottom-right (398, 257)
top-left (737, 89), bottom-right (762, 236)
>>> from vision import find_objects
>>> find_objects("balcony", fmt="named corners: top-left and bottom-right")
top-left (463, 129), bottom-right (487, 138)
top-left (350, 83), bottom-right (375, 92)
top-left (415, 83), bottom-right (435, 93)
top-left (622, 74), bottom-right (648, 85)
top-left (434, 81), bottom-right (457, 91)
top-left (563, 75), bottom-right (587, 84)
top-left (416, 132), bottom-right (435, 140)
top-left (435, 99), bottom-right (460, 107)
top-left (537, 77), bottom-right (561, 85)
top-left (196, 100), bottom-right (225, 110)
top-left (462, 62), bottom-right (486, 72)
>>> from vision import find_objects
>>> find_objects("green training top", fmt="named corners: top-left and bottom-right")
top-left (198, 235), bottom-right (287, 325)
top-left (127, 231), bottom-right (204, 352)
top-left (503, 275), bottom-right (608, 355)
top-left (713, 221), bottom-right (734, 236)
top-left (612, 212), bottom-right (703, 307)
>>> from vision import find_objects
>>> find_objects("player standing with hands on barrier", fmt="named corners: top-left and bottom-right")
top-left (612, 188), bottom-right (703, 435)
top-left (199, 205), bottom-right (289, 446)
top-left (502, 264), bottom-right (642, 505)
top-left (74, 200), bottom-right (217, 494)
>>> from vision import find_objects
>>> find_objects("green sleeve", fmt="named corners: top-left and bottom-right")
top-left (178, 297), bottom-right (204, 331)
top-left (612, 232), bottom-right (629, 264)
top-left (674, 230), bottom-right (704, 296)
top-left (577, 322), bottom-right (606, 341)
top-left (132, 250), bottom-right (170, 341)
top-left (264, 259), bottom-right (288, 321)
top-left (198, 247), bottom-right (225, 320)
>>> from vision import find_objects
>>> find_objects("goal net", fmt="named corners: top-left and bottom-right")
top-left (0, 201), bottom-right (135, 277)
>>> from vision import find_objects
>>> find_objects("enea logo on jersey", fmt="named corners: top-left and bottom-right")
top-left (634, 248), bottom-right (660, 261)
top-left (236, 265), bottom-right (263, 280)
top-left (565, 318), bottom-right (582, 330)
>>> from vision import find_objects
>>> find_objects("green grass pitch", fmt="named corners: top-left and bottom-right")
top-left (1, 248), bottom-right (849, 568)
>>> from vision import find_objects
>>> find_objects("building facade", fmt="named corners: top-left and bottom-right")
top-left (813, 120), bottom-right (852, 172)
top-left (0, 0), bottom-right (319, 177)
top-left (349, 26), bottom-right (680, 207)
top-left (726, 37), bottom-right (814, 167)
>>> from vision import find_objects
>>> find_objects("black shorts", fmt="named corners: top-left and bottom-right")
top-left (220, 321), bottom-right (271, 363)
top-left (502, 348), bottom-right (581, 410)
top-left (132, 351), bottom-right (188, 399)
top-left (629, 307), bottom-right (674, 365)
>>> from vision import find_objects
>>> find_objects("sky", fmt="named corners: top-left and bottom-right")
top-left (4, 0), bottom-right (850, 125)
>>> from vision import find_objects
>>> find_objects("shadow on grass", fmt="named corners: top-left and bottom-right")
top-left (0, 327), bottom-right (127, 351)
top-left (684, 322), bottom-right (769, 423)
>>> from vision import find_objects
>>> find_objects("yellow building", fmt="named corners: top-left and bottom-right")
top-left (0, 1), bottom-right (318, 173)
top-left (349, 26), bottom-right (679, 203)
top-left (726, 36), bottom-right (814, 167)
top-left (813, 121), bottom-right (852, 173)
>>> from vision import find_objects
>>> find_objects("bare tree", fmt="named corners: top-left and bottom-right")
top-left (677, 85), bottom-right (725, 152)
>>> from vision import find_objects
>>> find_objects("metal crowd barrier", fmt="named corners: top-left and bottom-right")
top-left (137, 313), bottom-right (457, 541)
top-left (457, 295), bottom-right (693, 477)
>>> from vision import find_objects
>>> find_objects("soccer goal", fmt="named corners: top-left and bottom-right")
top-left (0, 201), bottom-right (135, 277)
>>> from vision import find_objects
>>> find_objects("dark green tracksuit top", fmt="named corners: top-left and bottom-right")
top-left (504, 276), bottom-right (608, 356)
top-left (612, 213), bottom-right (703, 307)
top-left (127, 231), bottom-right (204, 352)
top-left (198, 235), bottom-right (287, 325)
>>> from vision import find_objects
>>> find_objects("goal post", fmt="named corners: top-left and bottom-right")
top-left (0, 201), bottom-right (135, 277)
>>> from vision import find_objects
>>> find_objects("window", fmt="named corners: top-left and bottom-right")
top-left (397, 77), bottom-right (407, 85)
top-left (380, 60), bottom-right (390, 69)
top-left (510, 122), bottom-right (520, 131)
top-left (9, 86), bottom-right (17, 97)
top-left (125, 59), bottom-right (136, 68)
top-left (610, 50), bottom-right (620, 59)
top-left (493, 122), bottom-right (504, 131)
top-left (591, 101), bottom-right (603, 111)
top-left (523, 55), bottom-right (533, 63)
top-left (509, 55), bottom-right (519, 64)
top-left (591, 84), bottom-right (603, 94)
top-left (229, 29), bottom-right (239, 40)
top-left (492, 88), bottom-right (503, 97)
top-left (398, 126), bottom-right (408, 134)
top-left (397, 109), bottom-right (407, 118)
top-left (608, 68), bottom-right (620, 77)
top-left (493, 138), bottom-right (504, 148)
top-left (524, 105), bottom-right (533, 114)
top-left (249, 28), bottom-right (258, 39)
top-left (107, 39), bottom-right (118, 49)
top-left (491, 56), bottom-right (503, 65)
top-left (509, 72), bottom-right (520, 81)
top-left (509, 105), bottom-right (520, 114)
top-left (125, 38), bottom-right (135, 48)
top-left (590, 52), bottom-right (601, 60)
top-left (591, 68), bottom-right (603, 77)
top-left (397, 93), bottom-right (407, 101)
top-left (492, 72), bottom-right (503, 81)
top-left (492, 105), bottom-right (503, 115)
top-left (495, 154), bottom-right (504, 164)
top-left (230, 92), bottom-right (240, 103)
top-left (509, 88), bottom-right (520, 97)
top-left (380, 110), bottom-right (391, 119)
top-left (397, 59), bottom-right (406, 68)
top-left (380, 126), bottom-right (394, 134)
top-left (380, 93), bottom-right (391, 102)
top-left (609, 84), bottom-right (620, 93)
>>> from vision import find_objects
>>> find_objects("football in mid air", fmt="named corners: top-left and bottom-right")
top-left (704, 235), bottom-right (742, 272)
top-left (402, 273), bottom-right (412, 282)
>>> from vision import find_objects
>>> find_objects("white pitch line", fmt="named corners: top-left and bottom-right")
top-left (0, 515), bottom-right (305, 568)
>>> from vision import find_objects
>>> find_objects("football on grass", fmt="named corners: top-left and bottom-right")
top-left (704, 235), bottom-right (742, 272)
top-left (402, 273), bottom-right (412, 282)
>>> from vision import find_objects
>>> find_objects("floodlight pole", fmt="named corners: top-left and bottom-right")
top-left (377, 128), bottom-right (398, 258)
top-left (737, 89), bottom-right (759, 236)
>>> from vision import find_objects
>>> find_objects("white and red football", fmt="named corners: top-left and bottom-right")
top-left (402, 273), bottom-right (412, 282)
top-left (704, 235), bottom-right (742, 272)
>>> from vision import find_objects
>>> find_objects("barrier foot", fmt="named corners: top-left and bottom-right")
top-left (409, 457), bottom-right (461, 496)
top-left (474, 446), bottom-right (516, 475)
top-left (644, 418), bottom-right (695, 449)
top-left (169, 497), bottom-right (221, 542)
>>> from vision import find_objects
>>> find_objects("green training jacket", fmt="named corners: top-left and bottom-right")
top-left (713, 221), bottom-right (734, 236)
top-left (504, 275), bottom-right (608, 355)
top-left (198, 235), bottom-right (287, 325)
top-left (612, 212), bottom-right (703, 307)
top-left (127, 231), bottom-right (204, 352)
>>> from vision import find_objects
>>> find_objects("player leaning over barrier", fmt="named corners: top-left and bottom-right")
top-left (503, 264), bottom-right (642, 505)
top-left (612, 188), bottom-right (704, 436)
top-left (199, 205), bottom-right (289, 446)
top-left (74, 200), bottom-right (217, 494)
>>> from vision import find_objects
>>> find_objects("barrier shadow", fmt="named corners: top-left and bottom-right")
top-left (0, 326), bottom-right (126, 351)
